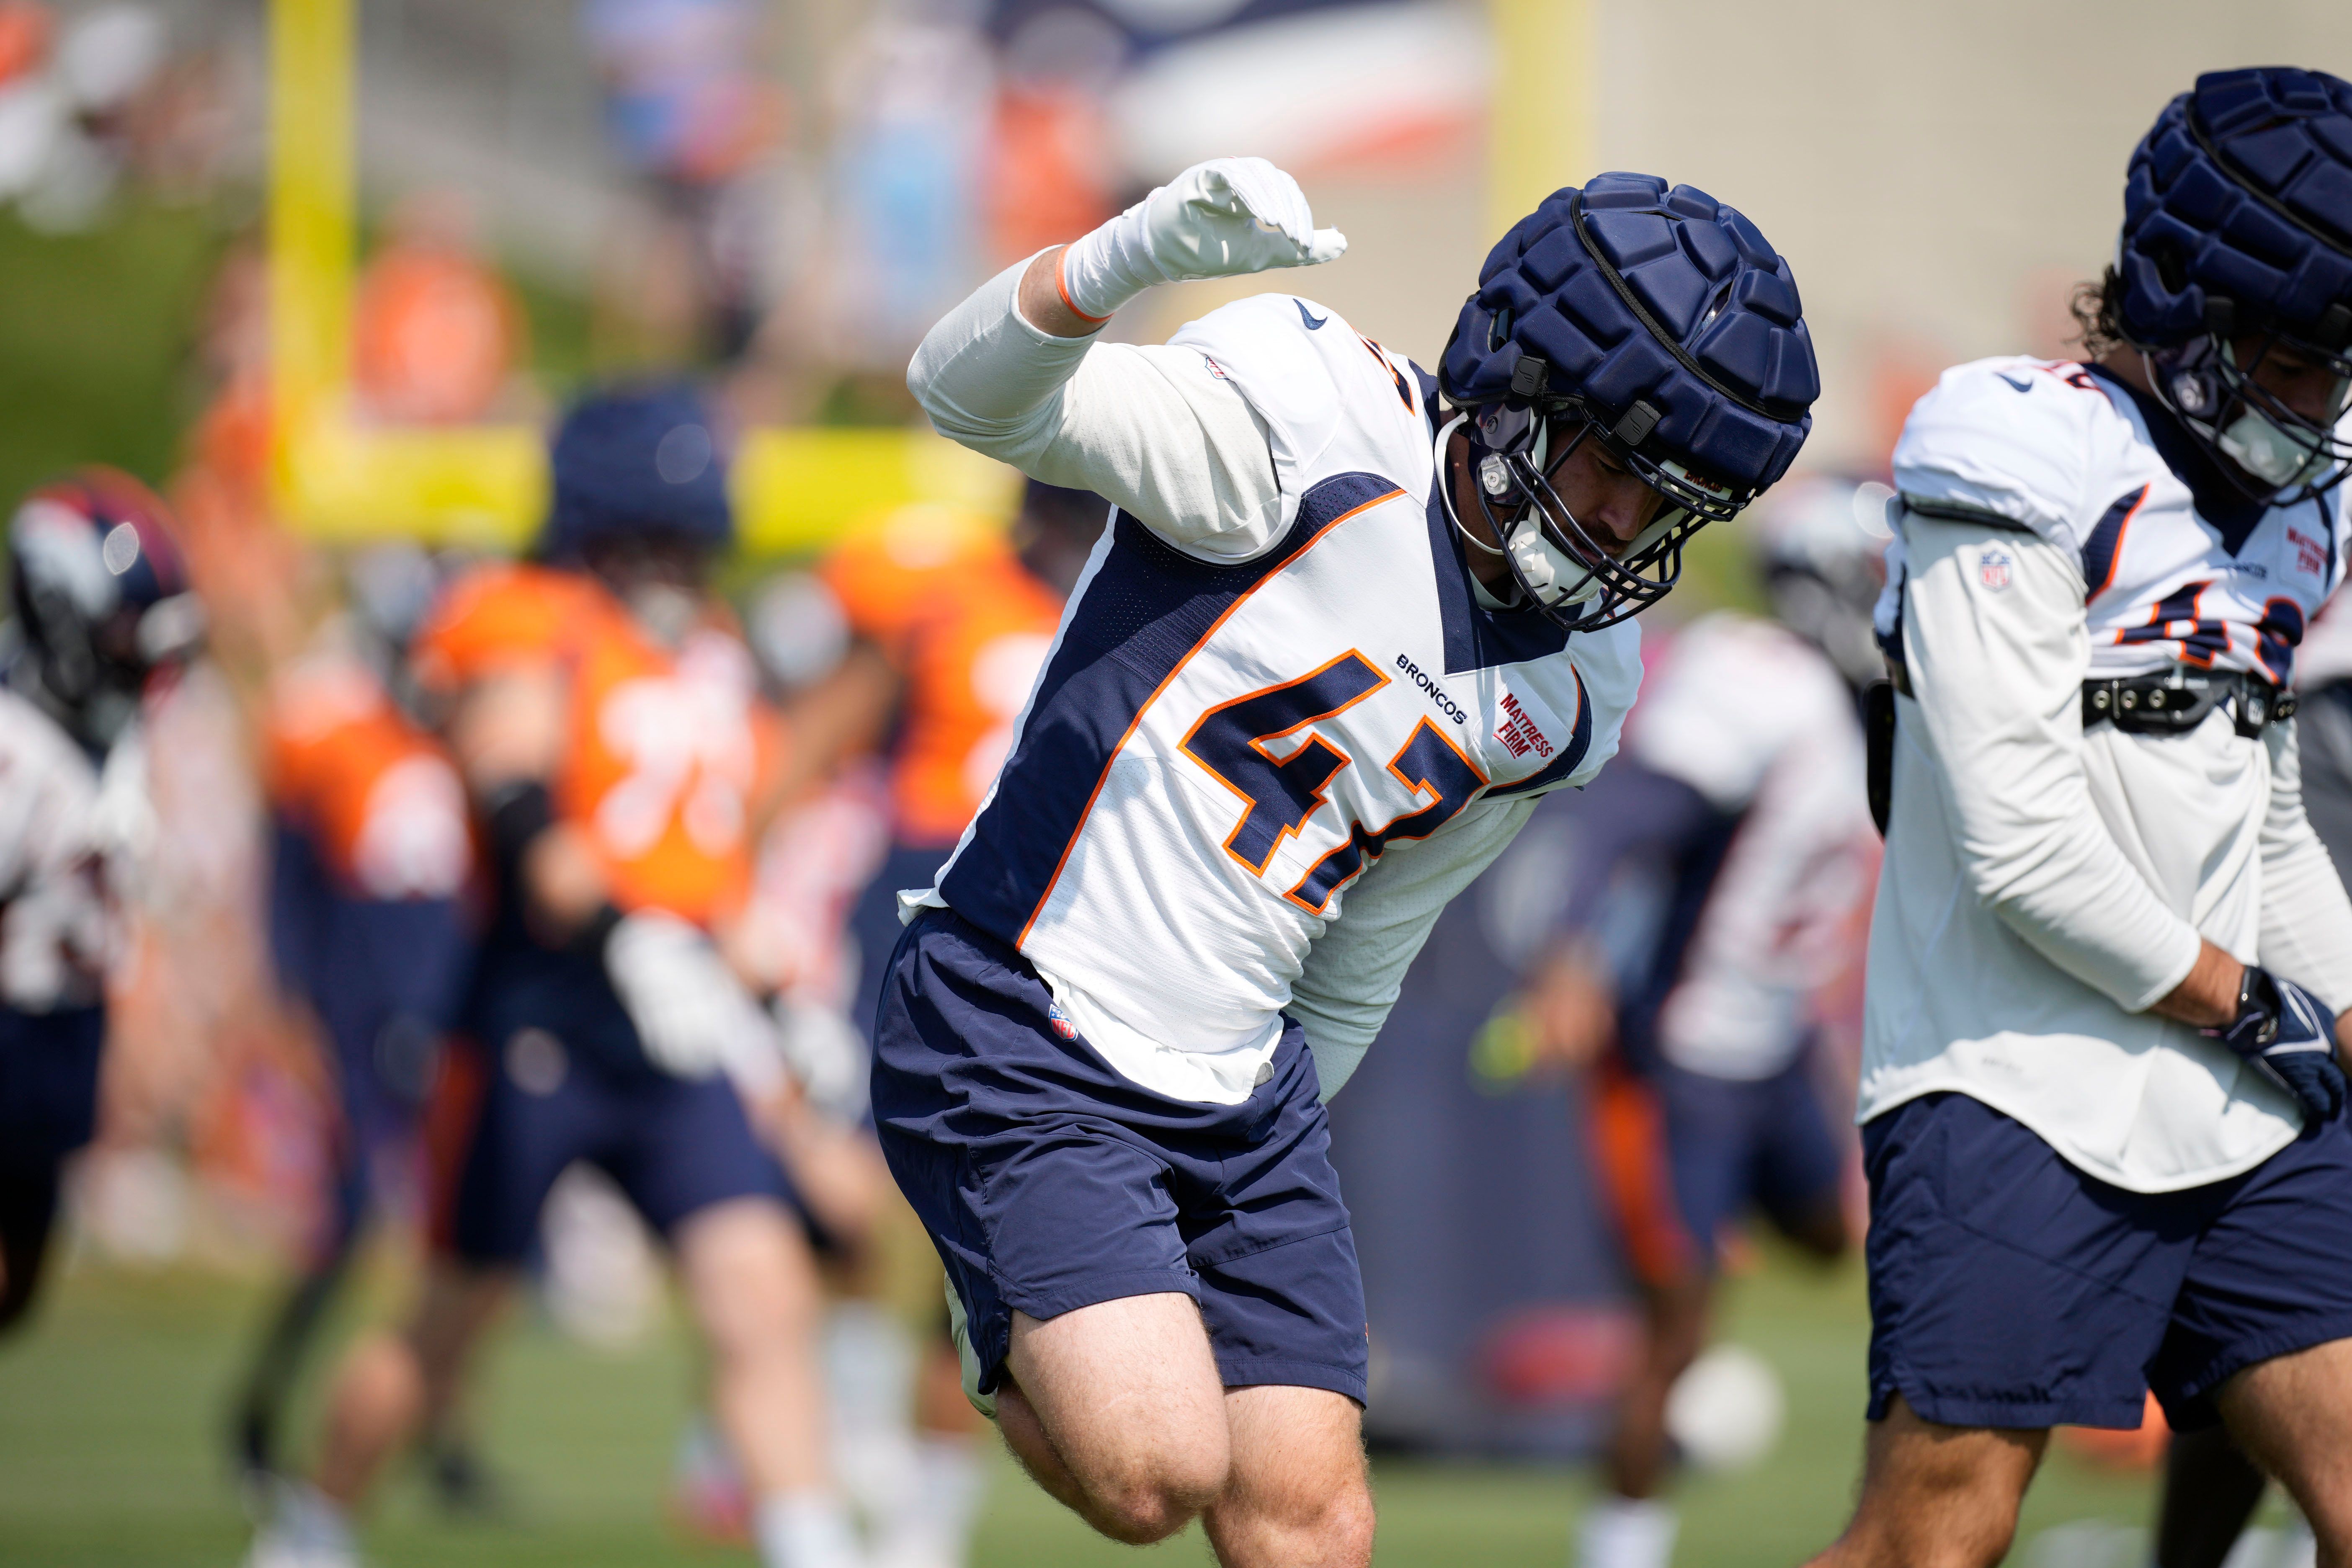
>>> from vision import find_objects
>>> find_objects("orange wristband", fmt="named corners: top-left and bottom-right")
top-left (1055, 248), bottom-right (1115, 325)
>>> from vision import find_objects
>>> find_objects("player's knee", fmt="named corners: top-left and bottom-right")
top-left (1083, 1442), bottom-right (1228, 1543)
top-left (1302, 1472), bottom-right (1376, 1565)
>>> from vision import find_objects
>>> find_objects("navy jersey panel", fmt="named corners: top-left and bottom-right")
top-left (1862, 1092), bottom-right (2352, 1431)
top-left (0, 1003), bottom-right (104, 1173)
top-left (444, 1032), bottom-right (793, 1265)
top-left (938, 473), bottom-right (1399, 949)
top-left (871, 906), bottom-right (1368, 1402)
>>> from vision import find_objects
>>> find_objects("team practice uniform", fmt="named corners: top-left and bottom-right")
top-left (1567, 613), bottom-right (1872, 1285)
top-left (264, 650), bottom-right (477, 1244)
top-left (0, 687), bottom-right (120, 1318)
top-left (1865, 348), bottom-right (2352, 1429)
top-left (884, 274), bottom-right (1643, 1407)
top-left (410, 564), bottom-right (798, 1264)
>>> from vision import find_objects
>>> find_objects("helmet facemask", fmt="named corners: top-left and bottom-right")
top-left (1440, 398), bottom-right (1734, 633)
top-left (2147, 310), bottom-right (2352, 504)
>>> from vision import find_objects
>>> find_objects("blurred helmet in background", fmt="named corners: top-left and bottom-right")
top-left (1749, 474), bottom-right (1894, 693)
top-left (8, 465), bottom-right (201, 748)
top-left (542, 382), bottom-right (732, 642)
top-left (2114, 67), bottom-right (2352, 500)
top-left (542, 381), bottom-right (732, 562)
top-left (1437, 173), bottom-right (1818, 632)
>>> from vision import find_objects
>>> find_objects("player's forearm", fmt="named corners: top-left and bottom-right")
top-left (908, 256), bottom-right (1098, 450)
top-left (1019, 246), bottom-right (1104, 340)
top-left (1902, 516), bottom-right (2206, 1012)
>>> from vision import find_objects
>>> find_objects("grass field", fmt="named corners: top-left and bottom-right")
top-left (0, 1238), bottom-right (2267, 1568)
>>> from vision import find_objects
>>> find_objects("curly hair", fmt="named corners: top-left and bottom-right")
top-left (2069, 265), bottom-right (2128, 359)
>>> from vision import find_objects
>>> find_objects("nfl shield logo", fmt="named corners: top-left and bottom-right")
top-left (1047, 1001), bottom-right (1079, 1041)
top-left (1979, 548), bottom-right (2014, 592)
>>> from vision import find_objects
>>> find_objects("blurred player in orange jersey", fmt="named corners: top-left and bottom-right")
top-left (245, 387), bottom-right (858, 1568)
top-left (225, 567), bottom-right (485, 1495)
top-left (794, 481), bottom-right (1104, 1046)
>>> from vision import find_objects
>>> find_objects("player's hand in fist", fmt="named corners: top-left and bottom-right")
top-left (1053, 157), bottom-right (1347, 325)
top-left (2203, 966), bottom-right (2347, 1124)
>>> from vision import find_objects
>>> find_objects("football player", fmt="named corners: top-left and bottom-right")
top-left (227, 605), bottom-right (480, 1493)
top-left (886, 157), bottom-right (1817, 1560)
top-left (1810, 70), bottom-right (2352, 1568)
top-left (244, 387), bottom-right (858, 1568)
top-left (0, 469), bottom-right (200, 1338)
top-left (1515, 476), bottom-right (1885, 1568)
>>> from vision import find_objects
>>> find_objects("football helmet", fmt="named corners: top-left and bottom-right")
top-left (2115, 67), bottom-right (2352, 502)
top-left (1438, 173), bottom-right (1818, 631)
top-left (7, 467), bottom-right (201, 749)
top-left (1750, 475), bottom-right (1896, 692)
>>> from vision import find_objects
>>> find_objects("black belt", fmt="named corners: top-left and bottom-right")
top-left (2081, 669), bottom-right (2297, 738)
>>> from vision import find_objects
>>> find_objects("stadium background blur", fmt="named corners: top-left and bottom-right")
top-left (3, 2), bottom-right (2349, 1564)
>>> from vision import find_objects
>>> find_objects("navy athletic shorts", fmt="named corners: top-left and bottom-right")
top-left (1863, 1091), bottom-right (2352, 1431)
top-left (1591, 1050), bottom-right (1845, 1286)
top-left (0, 1003), bottom-right (104, 1174)
top-left (433, 946), bottom-right (794, 1266)
top-left (871, 905), bottom-right (1368, 1405)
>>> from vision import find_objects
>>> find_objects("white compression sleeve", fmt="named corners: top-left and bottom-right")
top-left (1899, 514), bottom-right (2203, 1011)
top-left (906, 258), bottom-right (1284, 560)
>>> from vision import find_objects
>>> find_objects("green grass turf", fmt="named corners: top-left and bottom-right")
top-left (0, 1241), bottom-right (2235, 1567)
top-left (0, 205), bottom-right (226, 508)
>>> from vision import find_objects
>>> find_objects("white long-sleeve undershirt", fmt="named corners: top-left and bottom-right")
top-left (909, 257), bottom-right (1287, 562)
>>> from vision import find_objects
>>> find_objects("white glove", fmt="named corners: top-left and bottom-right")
top-left (771, 996), bottom-right (872, 1125)
top-left (1059, 156), bottom-right (1348, 321)
top-left (603, 910), bottom-right (779, 1082)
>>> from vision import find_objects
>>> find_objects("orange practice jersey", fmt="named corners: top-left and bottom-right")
top-left (821, 528), bottom-right (1062, 846)
top-left (411, 563), bottom-right (784, 925)
top-left (266, 652), bottom-right (475, 902)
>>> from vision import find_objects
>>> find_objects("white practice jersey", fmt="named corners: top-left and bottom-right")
top-left (1884, 356), bottom-right (2347, 686)
top-left (1622, 613), bottom-right (1875, 1081)
top-left (912, 287), bottom-right (1640, 1104)
top-left (0, 688), bottom-right (113, 1012)
top-left (1864, 354), bottom-right (2352, 1191)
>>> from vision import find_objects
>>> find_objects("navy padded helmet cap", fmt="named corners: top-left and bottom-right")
top-left (2119, 67), bottom-right (2352, 349)
top-left (543, 382), bottom-right (733, 559)
top-left (1440, 172), bottom-right (1818, 497)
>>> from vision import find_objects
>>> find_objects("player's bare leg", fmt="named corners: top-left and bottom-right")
top-left (314, 1263), bottom-right (510, 1508)
top-left (2216, 1337), bottom-right (2352, 1564)
top-left (1803, 1396), bottom-right (2045, 1568)
top-left (997, 1293), bottom-right (1230, 1544)
top-left (2154, 1424), bottom-right (2270, 1568)
top-left (674, 1197), bottom-right (832, 1492)
top-left (1201, 1385), bottom-right (1373, 1568)
top-left (1607, 1276), bottom-right (1710, 1502)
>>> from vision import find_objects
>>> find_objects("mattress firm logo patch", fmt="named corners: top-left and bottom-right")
top-left (1495, 691), bottom-right (1553, 759)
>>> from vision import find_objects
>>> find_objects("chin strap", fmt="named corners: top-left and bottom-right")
top-left (1434, 413), bottom-right (1510, 559)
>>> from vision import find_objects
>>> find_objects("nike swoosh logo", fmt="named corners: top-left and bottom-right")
top-left (1295, 299), bottom-right (1328, 330)
top-left (1996, 371), bottom-right (2034, 393)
